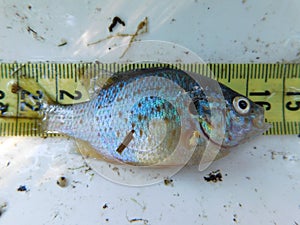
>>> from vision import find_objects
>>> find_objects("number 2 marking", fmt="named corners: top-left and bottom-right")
top-left (59, 90), bottom-right (82, 100)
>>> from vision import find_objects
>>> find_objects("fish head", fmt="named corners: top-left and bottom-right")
top-left (219, 84), bottom-right (271, 148)
top-left (197, 82), bottom-right (271, 149)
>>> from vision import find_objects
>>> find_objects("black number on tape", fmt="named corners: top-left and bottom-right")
top-left (20, 89), bottom-right (43, 112)
top-left (59, 90), bottom-right (82, 100)
top-left (21, 90), bottom-right (43, 100)
top-left (0, 102), bottom-right (8, 115)
top-left (286, 101), bottom-right (300, 111)
top-left (20, 102), bottom-right (42, 111)
top-left (0, 90), bottom-right (4, 99)
top-left (0, 90), bottom-right (8, 115)
top-left (249, 90), bottom-right (271, 96)
top-left (286, 92), bottom-right (300, 111)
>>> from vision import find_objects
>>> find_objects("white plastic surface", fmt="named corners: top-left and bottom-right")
top-left (0, 0), bottom-right (300, 225)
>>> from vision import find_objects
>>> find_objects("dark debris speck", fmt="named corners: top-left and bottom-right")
top-left (109, 16), bottom-right (125, 32)
top-left (0, 202), bottom-right (7, 217)
top-left (233, 214), bottom-right (238, 223)
top-left (102, 203), bottom-right (108, 209)
top-left (128, 218), bottom-right (149, 224)
top-left (164, 178), bottom-right (173, 186)
top-left (57, 39), bottom-right (68, 47)
top-left (17, 185), bottom-right (28, 192)
top-left (56, 176), bottom-right (68, 187)
top-left (204, 170), bottom-right (223, 183)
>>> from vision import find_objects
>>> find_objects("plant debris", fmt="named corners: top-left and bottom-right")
top-left (88, 17), bottom-right (148, 58)
top-left (109, 16), bottom-right (125, 32)
top-left (128, 218), bottom-right (149, 224)
top-left (130, 198), bottom-right (146, 211)
top-left (17, 185), bottom-right (28, 192)
top-left (58, 39), bottom-right (68, 47)
top-left (204, 170), bottom-right (223, 183)
top-left (26, 26), bottom-right (45, 41)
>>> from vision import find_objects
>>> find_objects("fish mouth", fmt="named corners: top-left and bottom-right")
top-left (252, 106), bottom-right (272, 132)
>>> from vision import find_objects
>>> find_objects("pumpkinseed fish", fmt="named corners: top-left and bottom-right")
top-left (42, 67), bottom-right (270, 166)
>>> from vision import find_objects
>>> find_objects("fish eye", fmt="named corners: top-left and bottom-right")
top-left (233, 96), bottom-right (250, 115)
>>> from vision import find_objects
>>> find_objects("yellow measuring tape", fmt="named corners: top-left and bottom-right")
top-left (0, 63), bottom-right (299, 136)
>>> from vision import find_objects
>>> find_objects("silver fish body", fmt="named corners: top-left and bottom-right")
top-left (44, 68), bottom-right (269, 166)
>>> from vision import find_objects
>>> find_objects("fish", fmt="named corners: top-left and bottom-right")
top-left (42, 67), bottom-right (270, 166)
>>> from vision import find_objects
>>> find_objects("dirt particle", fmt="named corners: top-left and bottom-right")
top-left (57, 176), bottom-right (68, 187)
top-left (0, 202), bottom-right (8, 217)
top-left (58, 39), bottom-right (68, 47)
top-left (17, 185), bottom-right (28, 192)
top-left (271, 151), bottom-right (276, 160)
top-left (164, 178), bottom-right (173, 186)
top-left (204, 170), bottom-right (223, 183)
top-left (11, 83), bottom-right (21, 93)
top-left (233, 214), bottom-right (238, 223)
top-left (102, 203), bottom-right (108, 209)
top-left (28, 5), bottom-right (32, 10)
top-left (112, 167), bottom-right (120, 176)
